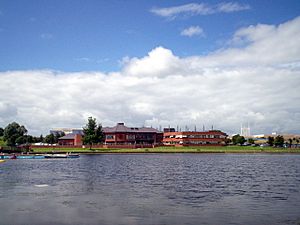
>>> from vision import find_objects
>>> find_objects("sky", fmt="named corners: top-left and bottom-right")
top-left (0, 0), bottom-right (300, 135)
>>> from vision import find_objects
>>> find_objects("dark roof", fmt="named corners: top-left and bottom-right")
top-left (103, 123), bottom-right (161, 133)
top-left (58, 133), bottom-right (77, 140)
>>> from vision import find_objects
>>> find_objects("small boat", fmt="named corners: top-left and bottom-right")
top-left (17, 155), bottom-right (45, 159)
top-left (1, 155), bottom-right (45, 159)
top-left (0, 159), bottom-right (5, 163)
top-left (44, 154), bottom-right (80, 159)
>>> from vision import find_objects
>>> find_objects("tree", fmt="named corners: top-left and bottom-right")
top-left (39, 135), bottom-right (44, 143)
top-left (3, 122), bottom-right (28, 146)
top-left (248, 138), bottom-right (255, 145)
top-left (45, 133), bottom-right (55, 145)
top-left (288, 138), bottom-right (293, 148)
top-left (267, 136), bottom-right (274, 146)
top-left (274, 135), bottom-right (284, 147)
top-left (83, 117), bottom-right (104, 149)
top-left (0, 127), bottom-right (4, 136)
top-left (232, 134), bottom-right (246, 145)
top-left (54, 132), bottom-right (64, 143)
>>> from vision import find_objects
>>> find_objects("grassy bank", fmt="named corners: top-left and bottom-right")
top-left (31, 146), bottom-right (300, 154)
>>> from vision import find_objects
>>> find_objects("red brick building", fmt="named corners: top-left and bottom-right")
top-left (163, 130), bottom-right (227, 146)
top-left (103, 123), bottom-right (163, 145)
top-left (58, 133), bottom-right (83, 146)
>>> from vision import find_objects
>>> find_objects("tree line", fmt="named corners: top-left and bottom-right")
top-left (231, 134), bottom-right (299, 147)
top-left (0, 117), bottom-right (104, 149)
top-left (0, 122), bottom-right (65, 147)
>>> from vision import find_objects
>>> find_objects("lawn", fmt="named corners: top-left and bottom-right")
top-left (31, 146), bottom-right (300, 154)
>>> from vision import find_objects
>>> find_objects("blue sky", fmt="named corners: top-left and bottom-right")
top-left (0, 1), bottom-right (300, 135)
top-left (1, 0), bottom-right (299, 72)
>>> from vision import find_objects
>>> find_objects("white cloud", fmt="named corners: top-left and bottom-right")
top-left (150, 3), bottom-right (212, 19)
top-left (1, 17), bottom-right (300, 135)
top-left (181, 26), bottom-right (205, 37)
top-left (217, 2), bottom-right (250, 13)
top-left (150, 2), bottom-right (250, 19)
top-left (75, 57), bottom-right (91, 62)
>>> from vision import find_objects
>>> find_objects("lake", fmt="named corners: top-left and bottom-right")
top-left (0, 154), bottom-right (300, 225)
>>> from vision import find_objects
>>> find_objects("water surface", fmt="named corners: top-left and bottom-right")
top-left (1, 154), bottom-right (300, 225)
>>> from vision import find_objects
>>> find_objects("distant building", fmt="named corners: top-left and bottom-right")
top-left (164, 128), bottom-right (176, 132)
top-left (163, 130), bottom-right (227, 146)
top-left (50, 128), bottom-right (83, 135)
top-left (58, 133), bottom-right (83, 146)
top-left (103, 123), bottom-right (163, 145)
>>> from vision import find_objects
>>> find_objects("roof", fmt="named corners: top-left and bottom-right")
top-left (58, 133), bottom-right (78, 140)
top-left (103, 123), bottom-right (161, 133)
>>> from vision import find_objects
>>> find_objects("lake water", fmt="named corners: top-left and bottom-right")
top-left (0, 154), bottom-right (300, 225)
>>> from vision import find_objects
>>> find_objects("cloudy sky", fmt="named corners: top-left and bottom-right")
top-left (0, 0), bottom-right (300, 135)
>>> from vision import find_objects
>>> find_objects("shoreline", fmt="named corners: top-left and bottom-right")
top-left (28, 147), bottom-right (300, 154)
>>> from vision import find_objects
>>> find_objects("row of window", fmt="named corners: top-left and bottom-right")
top-left (164, 141), bottom-right (221, 145)
top-left (106, 134), bottom-right (154, 140)
top-left (164, 135), bottom-right (225, 139)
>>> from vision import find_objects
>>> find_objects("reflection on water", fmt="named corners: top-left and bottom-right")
top-left (0, 154), bottom-right (300, 225)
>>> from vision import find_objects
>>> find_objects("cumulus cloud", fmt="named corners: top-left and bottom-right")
top-left (150, 2), bottom-right (250, 19)
top-left (181, 26), bottom-right (205, 37)
top-left (0, 17), bottom-right (300, 135)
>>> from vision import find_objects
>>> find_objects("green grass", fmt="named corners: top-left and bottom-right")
top-left (30, 146), bottom-right (300, 154)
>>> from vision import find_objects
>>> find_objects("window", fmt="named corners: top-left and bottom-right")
top-left (126, 134), bottom-right (135, 140)
top-left (106, 135), bottom-right (114, 140)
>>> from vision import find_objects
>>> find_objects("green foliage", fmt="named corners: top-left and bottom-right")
top-left (274, 135), bottom-right (284, 147)
top-left (45, 133), bottom-right (55, 144)
top-left (83, 117), bottom-right (104, 149)
top-left (44, 132), bottom-right (64, 144)
top-left (267, 136), bottom-right (274, 146)
top-left (0, 127), bottom-right (4, 136)
top-left (288, 138), bottom-right (293, 148)
top-left (232, 134), bottom-right (246, 145)
top-left (3, 122), bottom-right (28, 146)
top-left (0, 136), bottom-right (6, 146)
top-left (248, 138), bottom-right (255, 144)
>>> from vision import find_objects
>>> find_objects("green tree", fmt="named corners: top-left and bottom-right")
top-left (267, 136), bottom-right (274, 146)
top-left (274, 135), bottom-right (284, 147)
top-left (248, 138), bottom-right (255, 145)
top-left (0, 137), bottom-right (6, 146)
top-left (0, 127), bottom-right (4, 136)
top-left (288, 138), bottom-right (293, 148)
top-left (25, 135), bottom-right (33, 144)
top-left (3, 122), bottom-right (28, 146)
top-left (232, 134), bottom-right (246, 145)
top-left (54, 132), bottom-right (65, 143)
top-left (83, 117), bottom-right (104, 149)
top-left (45, 133), bottom-right (55, 145)
top-left (39, 135), bottom-right (44, 143)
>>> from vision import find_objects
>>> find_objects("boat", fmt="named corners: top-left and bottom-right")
top-left (0, 159), bottom-right (5, 163)
top-left (0, 154), bottom-right (79, 159)
top-left (0, 155), bottom-right (45, 159)
top-left (44, 154), bottom-right (80, 159)
top-left (17, 155), bottom-right (45, 159)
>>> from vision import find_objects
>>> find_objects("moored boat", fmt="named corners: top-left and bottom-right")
top-left (0, 159), bottom-right (5, 163)
top-left (44, 154), bottom-right (80, 159)
top-left (0, 154), bottom-right (79, 159)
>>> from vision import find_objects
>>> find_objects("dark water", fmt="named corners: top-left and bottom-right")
top-left (1, 154), bottom-right (300, 225)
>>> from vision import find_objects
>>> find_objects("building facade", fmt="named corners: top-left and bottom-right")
top-left (58, 133), bottom-right (83, 146)
top-left (163, 130), bottom-right (227, 146)
top-left (103, 123), bottom-right (163, 145)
